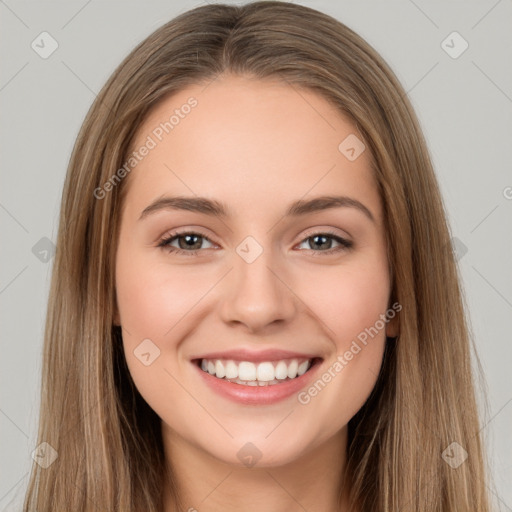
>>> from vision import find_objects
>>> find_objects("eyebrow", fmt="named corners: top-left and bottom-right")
top-left (138, 195), bottom-right (375, 223)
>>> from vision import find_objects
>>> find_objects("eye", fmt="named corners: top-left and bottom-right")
top-left (296, 231), bottom-right (353, 255)
top-left (157, 229), bottom-right (353, 257)
top-left (157, 231), bottom-right (215, 256)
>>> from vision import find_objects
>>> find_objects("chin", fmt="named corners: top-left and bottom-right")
top-left (203, 436), bottom-right (314, 470)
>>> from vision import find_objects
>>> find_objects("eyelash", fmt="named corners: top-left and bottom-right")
top-left (157, 229), bottom-right (353, 257)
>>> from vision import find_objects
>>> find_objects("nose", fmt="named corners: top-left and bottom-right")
top-left (218, 246), bottom-right (297, 333)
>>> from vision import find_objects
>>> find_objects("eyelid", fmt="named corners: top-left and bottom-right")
top-left (294, 229), bottom-right (353, 256)
top-left (157, 226), bottom-right (217, 244)
top-left (157, 228), bottom-right (218, 250)
top-left (158, 226), bottom-right (351, 244)
top-left (298, 226), bottom-right (352, 244)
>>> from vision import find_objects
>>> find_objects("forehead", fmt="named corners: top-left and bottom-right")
top-left (123, 74), bottom-right (381, 222)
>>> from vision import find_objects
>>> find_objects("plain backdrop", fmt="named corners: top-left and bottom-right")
top-left (1, 1), bottom-right (511, 510)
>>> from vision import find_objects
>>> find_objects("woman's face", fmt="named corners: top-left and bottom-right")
top-left (115, 74), bottom-right (397, 468)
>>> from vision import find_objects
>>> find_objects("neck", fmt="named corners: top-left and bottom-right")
top-left (162, 425), bottom-right (350, 512)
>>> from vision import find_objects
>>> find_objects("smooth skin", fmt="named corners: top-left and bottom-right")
top-left (114, 74), bottom-right (398, 512)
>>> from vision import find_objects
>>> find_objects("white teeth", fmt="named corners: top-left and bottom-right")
top-left (229, 378), bottom-right (283, 387)
top-left (256, 362), bottom-right (275, 382)
top-left (287, 360), bottom-right (298, 379)
top-left (275, 361), bottom-right (288, 380)
top-left (238, 362), bottom-right (257, 381)
top-left (215, 360), bottom-right (225, 379)
top-left (198, 357), bottom-right (314, 385)
top-left (225, 360), bottom-right (238, 379)
top-left (297, 361), bottom-right (309, 376)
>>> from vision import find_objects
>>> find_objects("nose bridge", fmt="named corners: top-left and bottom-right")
top-left (219, 235), bottom-right (296, 331)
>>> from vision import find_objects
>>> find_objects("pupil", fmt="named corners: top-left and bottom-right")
top-left (311, 235), bottom-right (330, 250)
top-left (180, 234), bottom-right (201, 250)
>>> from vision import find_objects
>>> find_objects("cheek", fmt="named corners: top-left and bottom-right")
top-left (294, 255), bottom-right (390, 429)
top-left (115, 249), bottom-right (204, 338)
top-left (302, 255), bottom-right (391, 345)
top-left (115, 248), bottom-right (203, 415)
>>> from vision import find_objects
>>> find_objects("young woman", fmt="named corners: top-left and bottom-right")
top-left (23, 2), bottom-right (493, 511)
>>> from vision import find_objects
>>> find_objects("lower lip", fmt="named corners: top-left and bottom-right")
top-left (193, 359), bottom-right (322, 405)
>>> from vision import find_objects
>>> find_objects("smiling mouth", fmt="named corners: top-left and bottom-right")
top-left (193, 357), bottom-right (323, 386)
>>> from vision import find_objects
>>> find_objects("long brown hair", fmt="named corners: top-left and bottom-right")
top-left (24, 2), bottom-right (493, 510)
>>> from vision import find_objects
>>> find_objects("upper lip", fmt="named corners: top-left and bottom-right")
top-left (192, 348), bottom-right (321, 363)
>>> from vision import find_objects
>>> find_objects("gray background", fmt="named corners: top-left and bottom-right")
top-left (1, 0), bottom-right (511, 510)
